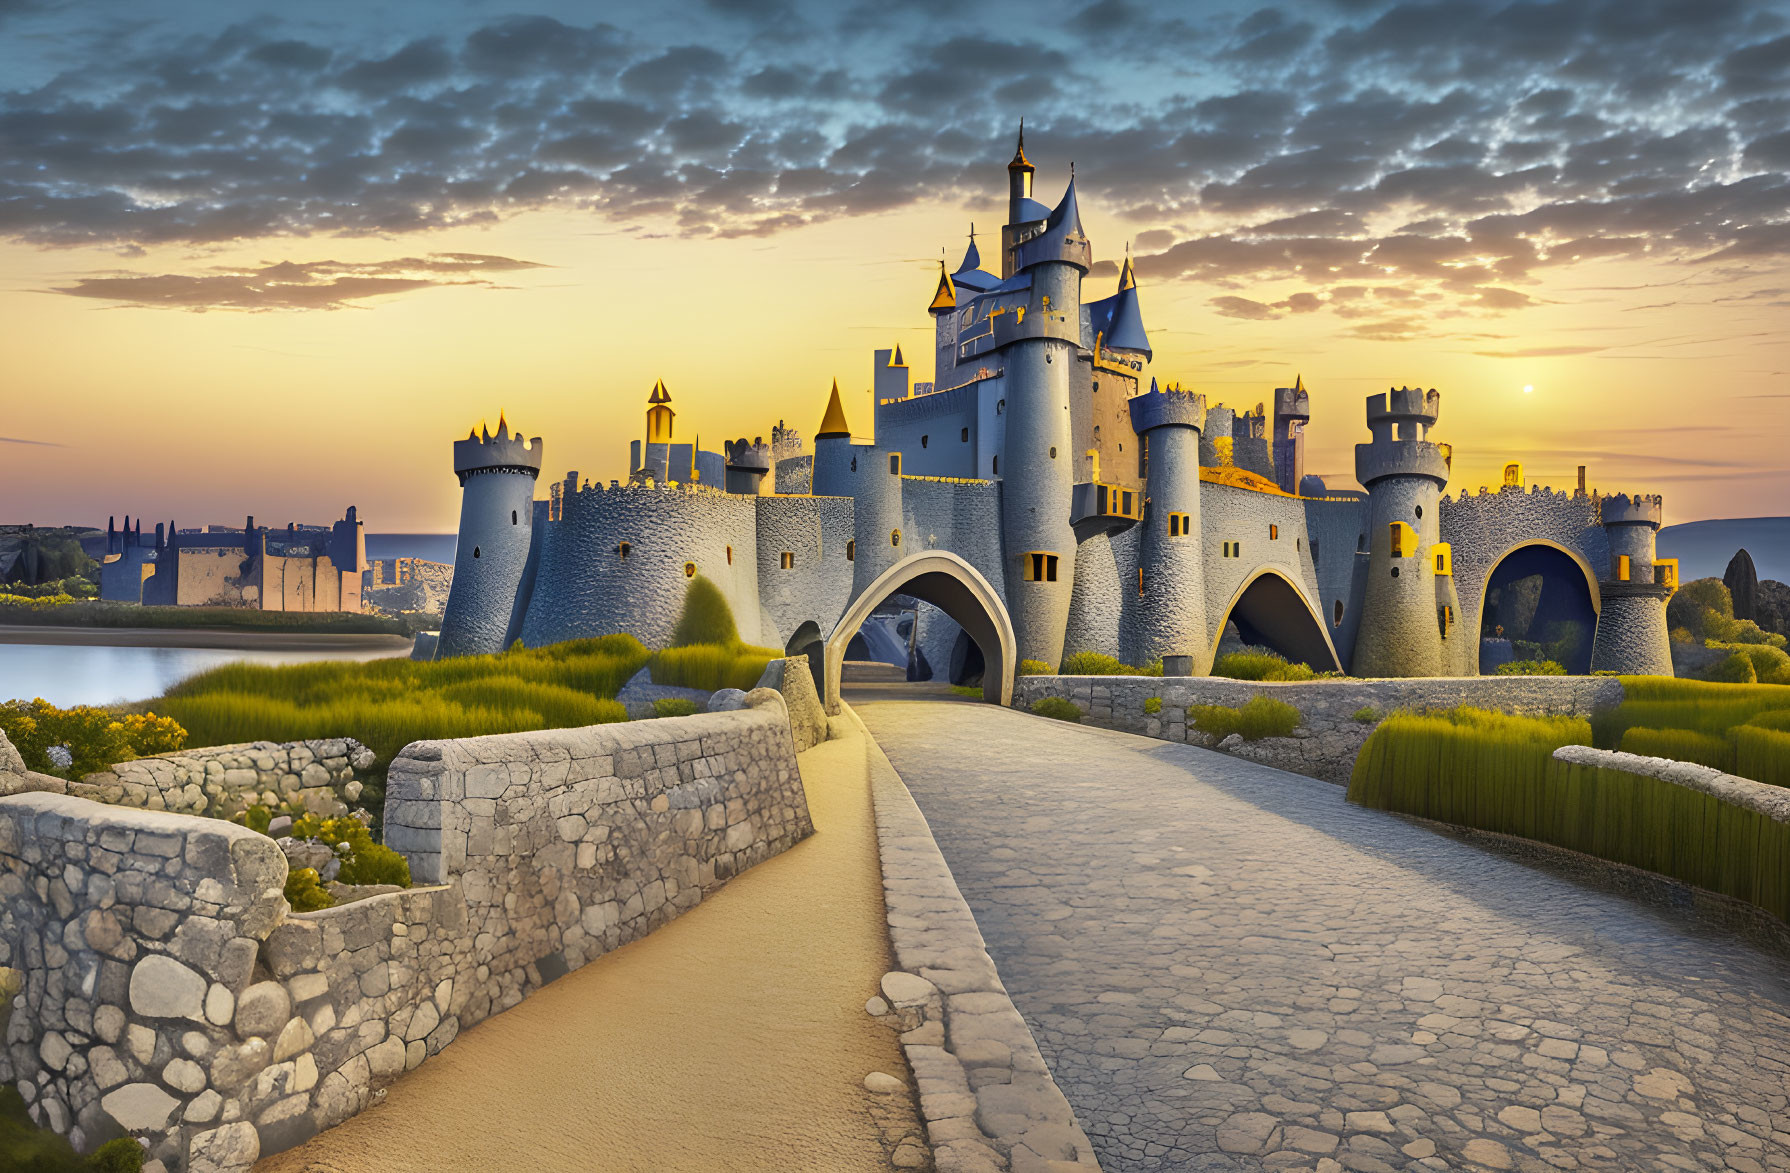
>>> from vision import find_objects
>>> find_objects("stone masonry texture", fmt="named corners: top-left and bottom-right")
top-left (0, 696), bottom-right (812, 1171)
top-left (1011, 675), bottom-right (1624, 784)
top-left (861, 699), bottom-right (1790, 1173)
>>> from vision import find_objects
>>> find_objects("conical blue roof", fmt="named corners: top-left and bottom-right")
top-left (1012, 174), bottom-right (1092, 273)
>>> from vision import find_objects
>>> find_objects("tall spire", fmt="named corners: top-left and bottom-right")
top-left (890, 343), bottom-right (906, 367)
top-left (957, 222), bottom-right (981, 273)
top-left (817, 378), bottom-right (851, 439)
top-left (648, 379), bottom-right (671, 405)
top-left (1294, 373), bottom-right (1306, 393)
top-left (1118, 246), bottom-right (1136, 292)
top-left (929, 259), bottom-right (957, 312)
top-left (1007, 119), bottom-right (1033, 173)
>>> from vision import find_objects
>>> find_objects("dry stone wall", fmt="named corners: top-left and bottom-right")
top-left (1013, 675), bottom-right (1625, 784)
top-left (0, 696), bottom-right (813, 1172)
top-left (68, 740), bottom-right (376, 820)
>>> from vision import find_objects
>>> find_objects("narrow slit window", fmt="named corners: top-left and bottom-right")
top-left (1333, 599), bottom-right (1344, 627)
top-left (780, 551), bottom-right (794, 570)
top-left (889, 453), bottom-right (901, 475)
top-left (726, 545), bottom-right (733, 565)
top-left (921, 435), bottom-right (929, 448)
top-left (1137, 566), bottom-right (1145, 597)
top-left (1024, 552), bottom-right (1060, 582)
top-left (1269, 524), bottom-right (1279, 540)
top-left (961, 427), bottom-right (969, 442)
top-left (684, 562), bottom-right (696, 578)
top-left (846, 540), bottom-right (855, 561)
top-left (512, 510), bottom-right (518, 525)
top-left (617, 542), bottom-right (630, 560)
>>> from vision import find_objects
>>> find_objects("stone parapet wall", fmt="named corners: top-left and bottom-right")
top-left (1552, 745), bottom-right (1790, 822)
top-left (70, 740), bottom-right (377, 820)
top-left (0, 697), bottom-right (814, 1172)
top-left (1013, 675), bottom-right (1625, 784)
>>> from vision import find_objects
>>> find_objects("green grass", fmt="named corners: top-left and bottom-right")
top-left (1352, 706), bottom-right (1380, 723)
top-left (1593, 677), bottom-right (1790, 749)
top-left (1212, 651), bottom-right (1323, 681)
top-left (1057, 651), bottom-right (1163, 677)
top-left (1736, 726), bottom-right (1790, 787)
top-left (1016, 659), bottom-right (1052, 676)
top-left (949, 684), bottom-right (983, 699)
top-left (2, 1085), bottom-right (143, 1172)
top-left (1030, 697), bottom-right (1082, 722)
top-left (160, 636), bottom-right (645, 813)
top-left (1347, 702), bottom-right (1790, 922)
top-left (1188, 695), bottom-right (1302, 741)
top-left (1496, 659), bottom-right (1566, 676)
top-left (649, 576), bottom-right (778, 691)
top-left (1619, 726), bottom-right (1732, 771)
top-left (651, 697), bottom-right (701, 718)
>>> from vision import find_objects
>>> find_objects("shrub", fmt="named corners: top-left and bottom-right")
top-left (668, 575), bottom-right (740, 647)
top-left (1016, 659), bottom-right (1052, 676)
top-left (290, 814), bottom-right (412, 888)
top-left (284, 867), bottom-right (333, 912)
top-left (1213, 651), bottom-right (1320, 681)
top-left (1709, 642), bottom-right (1790, 684)
top-left (1705, 651), bottom-right (1758, 684)
top-left (1057, 651), bottom-right (1162, 676)
top-left (1670, 626), bottom-right (1696, 645)
top-left (1594, 677), bottom-right (1790, 749)
top-left (1619, 726), bottom-right (1733, 771)
top-left (1496, 660), bottom-right (1566, 676)
top-left (1189, 695), bottom-right (1301, 741)
top-left (650, 643), bottom-right (776, 691)
top-left (1030, 697), bottom-right (1082, 722)
top-left (1735, 726), bottom-right (1790, 787)
top-left (1705, 613), bottom-right (1788, 648)
top-left (0, 1086), bottom-right (147, 1171)
top-left (1347, 707), bottom-right (1591, 831)
top-left (652, 697), bottom-right (701, 718)
top-left (1144, 696), bottom-right (1162, 715)
top-left (1352, 706), bottom-right (1379, 723)
top-left (1744, 709), bottom-right (1790, 732)
top-left (0, 699), bottom-right (189, 779)
top-left (1668, 577), bottom-right (1732, 637)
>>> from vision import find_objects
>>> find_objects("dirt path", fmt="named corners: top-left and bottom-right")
top-left (258, 724), bottom-right (915, 1173)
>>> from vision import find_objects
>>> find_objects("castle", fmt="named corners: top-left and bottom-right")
top-left (97, 509), bottom-right (367, 612)
top-left (435, 131), bottom-right (1679, 698)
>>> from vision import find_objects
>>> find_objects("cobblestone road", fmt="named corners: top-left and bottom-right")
top-left (857, 699), bottom-right (1790, 1173)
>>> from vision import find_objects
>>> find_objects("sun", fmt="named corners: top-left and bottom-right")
top-left (1522, 384), bottom-right (1535, 394)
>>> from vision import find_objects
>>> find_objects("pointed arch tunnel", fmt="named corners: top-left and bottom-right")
top-left (823, 550), bottom-right (1017, 712)
top-left (1209, 568), bottom-right (1344, 673)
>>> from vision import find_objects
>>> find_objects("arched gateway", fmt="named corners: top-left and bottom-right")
top-left (824, 551), bottom-right (1017, 712)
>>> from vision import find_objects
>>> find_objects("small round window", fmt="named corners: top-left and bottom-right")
top-left (1391, 566), bottom-right (1401, 578)
top-left (891, 529), bottom-right (901, 547)
top-left (684, 562), bottom-right (696, 578)
top-left (1049, 446), bottom-right (1057, 458)
top-left (1414, 505), bottom-right (1423, 519)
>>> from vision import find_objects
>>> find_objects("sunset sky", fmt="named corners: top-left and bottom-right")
top-left (1, 0), bottom-right (1786, 532)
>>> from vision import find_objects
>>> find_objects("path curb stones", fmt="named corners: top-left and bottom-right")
top-left (849, 705), bottom-right (1102, 1173)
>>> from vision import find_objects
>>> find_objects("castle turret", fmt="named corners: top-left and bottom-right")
top-left (874, 345), bottom-right (910, 403)
top-left (1129, 385), bottom-right (1211, 670)
top-left (438, 415), bottom-right (543, 657)
top-left (724, 436), bottom-right (771, 496)
top-left (1589, 493), bottom-right (1674, 675)
top-left (852, 442), bottom-right (906, 597)
top-left (1000, 122), bottom-right (1038, 279)
top-left (810, 379), bottom-right (855, 498)
top-left (997, 170), bottom-right (1091, 669)
top-left (1273, 375), bottom-right (1311, 495)
top-left (1233, 403), bottom-right (1273, 479)
top-left (1351, 388), bottom-right (1464, 677)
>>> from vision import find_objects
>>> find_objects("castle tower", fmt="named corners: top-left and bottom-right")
top-left (999, 122), bottom-right (1037, 279)
top-left (997, 169), bottom-right (1092, 669)
top-left (1351, 389), bottom-right (1464, 677)
top-left (438, 415), bottom-right (543, 657)
top-left (810, 379), bottom-right (855, 498)
top-left (852, 442), bottom-right (906, 597)
top-left (1129, 384), bottom-right (1211, 670)
top-left (629, 380), bottom-right (676, 481)
top-left (724, 437), bottom-right (771, 496)
top-left (874, 345), bottom-right (910, 403)
top-left (1589, 494), bottom-right (1674, 675)
top-left (1273, 375), bottom-right (1311, 495)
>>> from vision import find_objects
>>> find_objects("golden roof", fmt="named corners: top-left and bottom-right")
top-left (929, 261), bottom-right (956, 311)
top-left (817, 378), bottom-right (851, 438)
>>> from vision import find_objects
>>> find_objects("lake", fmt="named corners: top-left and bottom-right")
top-left (0, 636), bottom-right (413, 708)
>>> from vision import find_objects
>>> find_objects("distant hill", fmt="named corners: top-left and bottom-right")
top-left (366, 533), bottom-right (457, 563)
top-left (1658, 517), bottom-right (1790, 583)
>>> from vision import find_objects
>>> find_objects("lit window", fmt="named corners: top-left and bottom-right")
top-left (1614, 554), bottom-right (1630, 581)
top-left (1024, 552), bottom-right (1059, 582)
top-left (1433, 543), bottom-right (1453, 576)
top-left (1389, 521), bottom-right (1416, 558)
top-left (1270, 524), bottom-right (1279, 540)
top-left (726, 546), bottom-right (733, 565)
top-left (1168, 512), bottom-right (1191, 537)
top-left (1137, 567), bottom-right (1145, 597)
top-left (1438, 604), bottom-right (1454, 636)
top-left (846, 540), bottom-right (855, 561)
top-left (780, 551), bottom-right (794, 569)
top-left (617, 542), bottom-right (630, 560)
top-left (684, 562), bottom-right (696, 578)
top-left (891, 529), bottom-right (901, 547)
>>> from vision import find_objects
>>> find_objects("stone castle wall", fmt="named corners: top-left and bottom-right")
top-left (754, 494), bottom-right (854, 649)
top-left (69, 740), bottom-right (376, 820)
top-left (1012, 674), bottom-right (1625, 784)
top-left (0, 696), bottom-right (812, 1172)
top-left (1439, 485), bottom-right (1608, 647)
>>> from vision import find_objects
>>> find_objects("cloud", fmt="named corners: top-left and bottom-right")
top-left (1470, 346), bottom-right (1610, 358)
top-left (0, 435), bottom-right (63, 447)
top-left (1211, 295), bottom-right (1281, 320)
top-left (48, 253), bottom-right (547, 311)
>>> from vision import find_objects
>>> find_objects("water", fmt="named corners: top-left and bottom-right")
top-left (0, 642), bottom-right (410, 708)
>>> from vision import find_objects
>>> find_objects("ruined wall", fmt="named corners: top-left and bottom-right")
top-left (0, 697), bottom-right (812, 1172)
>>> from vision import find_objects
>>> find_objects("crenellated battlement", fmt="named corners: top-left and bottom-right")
top-left (1600, 493), bottom-right (1664, 528)
top-left (453, 416), bottom-right (543, 483)
top-left (1128, 385), bottom-right (1207, 433)
top-left (1366, 387), bottom-right (1441, 427)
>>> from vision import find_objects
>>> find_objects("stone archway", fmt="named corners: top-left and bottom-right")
top-left (1208, 568), bottom-right (1344, 673)
top-left (1472, 540), bottom-right (1602, 674)
top-left (824, 551), bottom-right (1016, 712)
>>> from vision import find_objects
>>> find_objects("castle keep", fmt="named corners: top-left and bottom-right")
top-left (436, 132), bottom-right (1678, 690)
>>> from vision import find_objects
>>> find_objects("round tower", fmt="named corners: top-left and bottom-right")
top-left (810, 379), bottom-right (855, 498)
top-left (852, 443), bottom-right (906, 598)
top-left (438, 415), bottom-right (543, 657)
top-left (997, 171), bottom-right (1090, 669)
top-left (1128, 385), bottom-right (1210, 671)
top-left (1350, 388), bottom-right (1464, 678)
top-left (1589, 493), bottom-right (1674, 675)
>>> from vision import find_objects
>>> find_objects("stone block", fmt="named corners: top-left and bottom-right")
top-left (130, 954), bottom-right (207, 1020)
